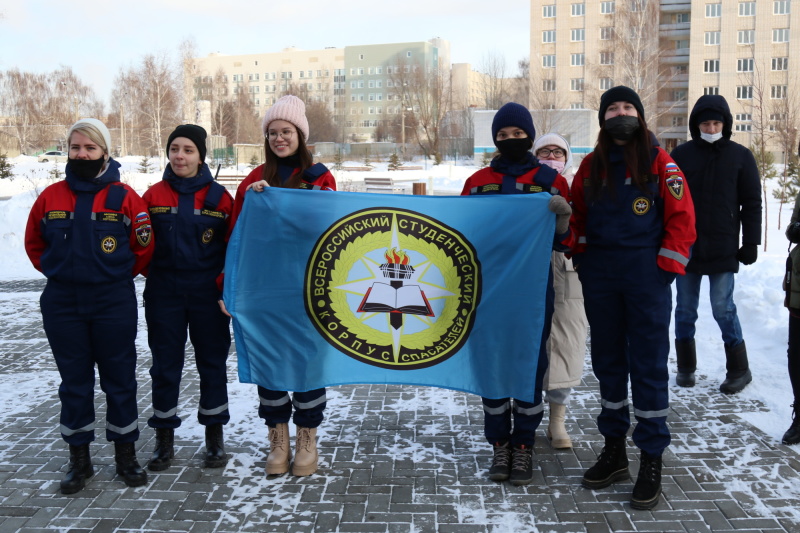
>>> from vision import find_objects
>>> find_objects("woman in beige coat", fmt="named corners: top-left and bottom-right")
top-left (534, 133), bottom-right (589, 449)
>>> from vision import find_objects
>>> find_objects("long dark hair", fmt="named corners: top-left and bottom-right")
top-left (262, 130), bottom-right (314, 188)
top-left (588, 114), bottom-right (655, 201)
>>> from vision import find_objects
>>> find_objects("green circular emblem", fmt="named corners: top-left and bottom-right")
top-left (304, 207), bottom-right (481, 370)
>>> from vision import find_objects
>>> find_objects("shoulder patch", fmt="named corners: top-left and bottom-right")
top-left (136, 224), bottom-right (152, 247)
top-left (666, 175), bottom-right (684, 200)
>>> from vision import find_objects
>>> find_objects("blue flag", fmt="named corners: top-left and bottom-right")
top-left (224, 188), bottom-right (555, 402)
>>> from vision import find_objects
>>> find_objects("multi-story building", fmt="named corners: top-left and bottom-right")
top-left (530, 0), bottom-right (799, 154)
top-left (188, 39), bottom-right (450, 143)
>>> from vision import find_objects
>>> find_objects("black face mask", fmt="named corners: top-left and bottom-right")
top-left (67, 157), bottom-right (106, 180)
top-left (495, 138), bottom-right (533, 161)
top-left (604, 115), bottom-right (640, 142)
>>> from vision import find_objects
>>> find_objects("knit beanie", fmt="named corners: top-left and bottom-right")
top-left (261, 95), bottom-right (310, 141)
top-left (491, 102), bottom-right (536, 145)
top-left (695, 110), bottom-right (724, 124)
top-left (68, 118), bottom-right (112, 154)
top-left (598, 86), bottom-right (645, 125)
top-left (533, 132), bottom-right (573, 171)
top-left (166, 124), bottom-right (207, 161)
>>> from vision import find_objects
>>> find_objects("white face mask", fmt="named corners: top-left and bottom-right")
top-left (700, 131), bottom-right (723, 144)
top-left (538, 159), bottom-right (566, 173)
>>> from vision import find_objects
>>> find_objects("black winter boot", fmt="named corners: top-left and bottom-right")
top-left (487, 442), bottom-right (511, 481)
top-left (582, 437), bottom-right (629, 489)
top-left (509, 444), bottom-right (534, 486)
top-left (114, 442), bottom-right (148, 488)
top-left (60, 444), bottom-right (93, 495)
top-left (720, 341), bottom-right (752, 394)
top-left (782, 403), bottom-right (800, 445)
top-left (630, 451), bottom-right (662, 510)
top-left (674, 338), bottom-right (696, 387)
top-left (204, 424), bottom-right (228, 468)
top-left (147, 428), bottom-right (174, 471)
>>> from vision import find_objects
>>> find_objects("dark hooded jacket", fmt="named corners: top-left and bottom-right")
top-left (670, 94), bottom-right (762, 274)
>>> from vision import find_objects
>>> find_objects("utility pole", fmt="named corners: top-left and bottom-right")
top-left (120, 99), bottom-right (126, 157)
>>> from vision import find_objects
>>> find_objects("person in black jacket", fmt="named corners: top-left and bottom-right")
top-left (670, 94), bottom-right (762, 394)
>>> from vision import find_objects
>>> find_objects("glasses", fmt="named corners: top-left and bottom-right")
top-left (267, 129), bottom-right (296, 140)
top-left (536, 148), bottom-right (565, 158)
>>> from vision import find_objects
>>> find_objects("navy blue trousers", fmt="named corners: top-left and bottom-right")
top-left (482, 267), bottom-right (553, 447)
top-left (145, 283), bottom-right (231, 428)
top-left (257, 386), bottom-right (326, 428)
top-left (579, 247), bottom-right (672, 456)
top-left (41, 279), bottom-right (140, 445)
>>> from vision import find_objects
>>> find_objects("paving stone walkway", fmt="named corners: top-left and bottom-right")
top-left (0, 279), bottom-right (798, 533)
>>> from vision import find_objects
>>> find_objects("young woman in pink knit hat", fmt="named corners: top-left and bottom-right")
top-left (221, 94), bottom-right (336, 477)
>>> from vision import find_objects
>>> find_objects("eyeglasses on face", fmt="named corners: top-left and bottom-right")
top-left (267, 129), bottom-right (296, 140)
top-left (536, 148), bottom-right (565, 157)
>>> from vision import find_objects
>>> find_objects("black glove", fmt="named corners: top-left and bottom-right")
top-left (658, 268), bottom-right (677, 285)
top-left (787, 222), bottom-right (800, 243)
top-left (736, 243), bottom-right (758, 265)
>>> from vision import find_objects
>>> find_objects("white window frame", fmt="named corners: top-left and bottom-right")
top-left (772, 57), bottom-right (789, 70)
top-left (543, 30), bottom-right (556, 43)
top-left (771, 85), bottom-right (788, 99)
top-left (738, 30), bottom-right (755, 44)
top-left (737, 58), bottom-right (754, 72)
top-left (572, 3), bottom-right (585, 16)
top-left (599, 77), bottom-right (613, 90)
top-left (773, 28), bottom-right (790, 43)
top-left (774, 1), bottom-right (790, 14)
top-left (543, 4), bottom-right (556, 17)
top-left (600, 1), bottom-right (615, 14)
top-left (571, 28), bottom-right (585, 42)
top-left (571, 53), bottom-right (585, 66)
top-left (704, 59), bottom-right (720, 72)
top-left (600, 52), bottom-right (614, 65)
top-left (704, 86), bottom-right (720, 95)
top-left (542, 79), bottom-right (556, 92)
top-left (738, 2), bottom-right (756, 16)
top-left (705, 31), bottom-right (721, 45)
top-left (542, 55), bottom-right (556, 68)
top-left (570, 78), bottom-right (584, 91)
top-left (600, 27), bottom-right (614, 40)
top-left (737, 85), bottom-right (753, 99)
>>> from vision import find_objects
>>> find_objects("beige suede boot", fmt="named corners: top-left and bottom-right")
top-left (292, 426), bottom-right (318, 476)
top-left (266, 423), bottom-right (291, 475)
top-left (546, 402), bottom-right (573, 449)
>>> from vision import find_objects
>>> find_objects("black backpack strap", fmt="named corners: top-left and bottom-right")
top-left (104, 184), bottom-right (128, 211)
top-left (203, 181), bottom-right (226, 210)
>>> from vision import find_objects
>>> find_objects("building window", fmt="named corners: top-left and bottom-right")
top-left (704, 86), bottom-right (720, 95)
top-left (570, 78), bottom-right (584, 91)
top-left (406, 51), bottom-right (412, 57)
top-left (737, 85), bottom-right (753, 99)
top-left (543, 79), bottom-right (556, 92)
top-left (739, 2), bottom-right (756, 16)
top-left (737, 58), bottom-right (754, 72)
top-left (570, 102), bottom-right (584, 109)
top-left (735, 124), bottom-right (752, 132)
top-left (600, 27), bottom-right (614, 40)
top-left (672, 90), bottom-right (687, 102)
top-left (571, 53), bottom-right (585, 66)
top-left (706, 4), bottom-right (721, 16)
top-left (772, 85), bottom-right (788, 99)
top-left (773, 29), bottom-right (790, 43)
top-left (358, 80), bottom-right (364, 88)
top-left (775, 1), bottom-right (791, 14)
top-left (572, 3), bottom-right (585, 16)
top-left (299, 71), bottom-right (305, 78)
top-left (673, 65), bottom-right (688, 75)
top-left (771, 113), bottom-right (788, 121)
top-left (543, 30), bottom-right (556, 43)
top-left (675, 39), bottom-right (689, 49)
top-left (368, 80), bottom-right (375, 88)
top-left (543, 55), bottom-right (556, 68)
top-left (672, 116), bottom-right (686, 127)
top-left (543, 4), bottom-right (556, 17)
top-left (704, 59), bottom-right (720, 72)
top-left (675, 12), bottom-right (690, 23)
top-left (772, 57), bottom-right (789, 70)
top-left (600, 1), bottom-right (615, 14)
top-left (735, 113), bottom-right (752, 122)
top-left (705, 31), bottom-right (721, 45)
top-left (738, 30), bottom-right (755, 44)
top-left (600, 52), bottom-right (614, 65)
top-left (599, 77), bottom-right (613, 90)
top-left (571, 28), bottom-right (585, 41)
top-left (249, 73), bottom-right (259, 81)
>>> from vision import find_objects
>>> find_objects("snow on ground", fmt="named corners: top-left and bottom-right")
top-left (0, 153), bottom-right (796, 447)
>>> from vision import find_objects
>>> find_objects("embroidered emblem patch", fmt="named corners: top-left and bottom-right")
top-left (666, 175), bottom-right (684, 200)
top-left (202, 228), bottom-right (214, 244)
top-left (101, 236), bottom-right (117, 254)
top-left (632, 197), bottom-right (651, 215)
top-left (135, 211), bottom-right (150, 222)
top-left (136, 224), bottom-right (152, 247)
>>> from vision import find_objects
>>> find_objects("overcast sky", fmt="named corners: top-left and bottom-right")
top-left (0, 1), bottom-right (531, 109)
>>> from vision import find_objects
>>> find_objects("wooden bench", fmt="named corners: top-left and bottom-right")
top-left (364, 177), bottom-right (407, 194)
top-left (342, 166), bottom-right (373, 172)
top-left (391, 165), bottom-right (423, 171)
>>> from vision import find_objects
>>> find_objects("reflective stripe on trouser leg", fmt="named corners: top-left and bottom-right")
top-left (187, 292), bottom-right (231, 426)
top-left (482, 398), bottom-right (512, 444)
top-left (258, 387), bottom-right (292, 426)
top-left (145, 288), bottom-right (188, 429)
top-left (292, 388), bottom-right (327, 428)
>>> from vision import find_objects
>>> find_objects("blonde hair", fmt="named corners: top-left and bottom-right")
top-left (68, 118), bottom-right (111, 155)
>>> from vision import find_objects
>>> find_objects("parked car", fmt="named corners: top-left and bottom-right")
top-left (38, 151), bottom-right (68, 163)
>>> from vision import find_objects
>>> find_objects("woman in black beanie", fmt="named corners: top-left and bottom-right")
top-left (142, 124), bottom-right (235, 471)
top-left (461, 102), bottom-right (573, 486)
top-left (566, 86), bottom-right (696, 509)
